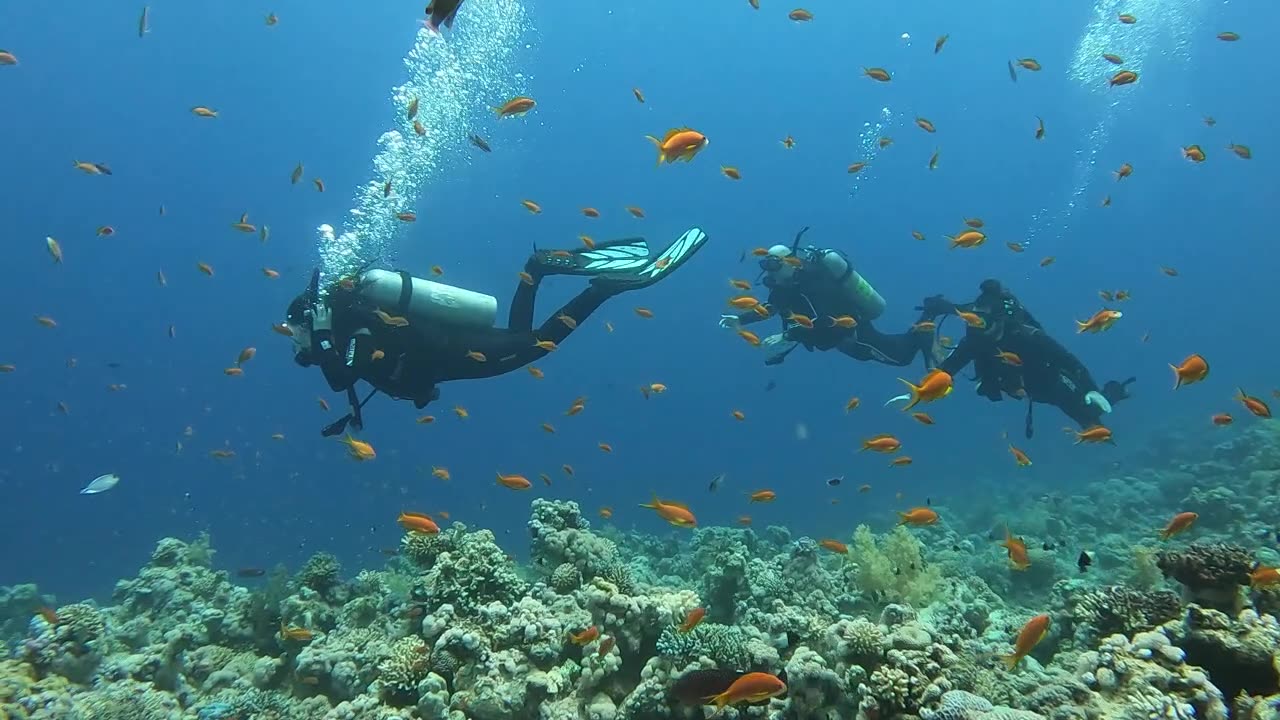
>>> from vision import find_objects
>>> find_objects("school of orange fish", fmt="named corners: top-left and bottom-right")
top-left (3, 5), bottom-right (1272, 696)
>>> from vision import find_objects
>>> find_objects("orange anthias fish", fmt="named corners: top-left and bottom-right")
top-left (1076, 309), bottom-right (1122, 334)
top-left (1170, 354), bottom-right (1209, 388)
top-left (1009, 445), bottom-right (1032, 466)
top-left (1250, 566), bottom-right (1280, 588)
top-left (1003, 614), bottom-right (1050, 669)
top-left (1070, 425), bottom-right (1114, 445)
top-left (1001, 528), bottom-right (1031, 570)
top-left (568, 626), bottom-right (599, 645)
top-left (947, 230), bottom-right (986, 249)
top-left (279, 621), bottom-right (314, 643)
top-left (897, 507), bottom-right (939, 526)
top-left (748, 490), bottom-right (776, 503)
top-left (644, 127), bottom-right (710, 166)
top-left (398, 511), bottom-right (440, 535)
top-left (496, 472), bottom-right (532, 490)
top-left (1235, 388), bottom-right (1272, 418)
top-left (898, 369), bottom-right (953, 411)
top-left (860, 433), bottom-right (902, 453)
top-left (639, 495), bottom-right (697, 528)
top-left (1159, 511), bottom-right (1198, 540)
top-left (340, 433), bottom-right (376, 461)
top-left (494, 96), bottom-right (537, 118)
top-left (705, 672), bottom-right (788, 711)
top-left (679, 607), bottom-right (706, 633)
top-left (956, 310), bottom-right (986, 328)
top-left (819, 539), bottom-right (849, 554)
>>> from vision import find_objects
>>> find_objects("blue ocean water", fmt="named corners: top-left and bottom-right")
top-left (0, 0), bottom-right (1271, 601)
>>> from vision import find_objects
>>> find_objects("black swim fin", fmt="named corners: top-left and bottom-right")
top-left (528, 238), bottom-right (651, 277)
top-left (591, 227), bottom-right (709, 293)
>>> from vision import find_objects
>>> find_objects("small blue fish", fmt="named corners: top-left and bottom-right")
top-left (80, 473), bottom-right (120, 495)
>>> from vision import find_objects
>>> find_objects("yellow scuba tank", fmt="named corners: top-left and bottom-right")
top-left (357, 268), bottom-right (497, 328)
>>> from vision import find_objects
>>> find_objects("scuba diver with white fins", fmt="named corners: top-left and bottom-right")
top-left (285, 228), bottom-right (709, 436)
top-left (718, 227), bottom-right (940, 369)
top-left (902, 279), bottom-right (1137, 438)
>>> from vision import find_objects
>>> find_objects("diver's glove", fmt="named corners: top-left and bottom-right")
top-left (762, 334), bottom-right (798, 366)
top-left (311, 304), bottom-right (333, 332)
top-left (718, 314), bottom-right (741, 330)
top-left (914, 295), bottom-right (955, 319)
top-left (1084, 391), bottom-right (1112, 414)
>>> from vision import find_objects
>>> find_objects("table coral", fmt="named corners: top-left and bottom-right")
top-left (1071, 585), bottom-right (1182, 638)
top-left (1157, 543), bottom-right (1254, 611)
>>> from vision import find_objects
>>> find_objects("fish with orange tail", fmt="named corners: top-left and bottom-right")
top-left (639, 495), bottom-right (697, 528)
top-left (897, 507), bottom-right (939, 526)
top-left (704, 672), bottom-right (787, 714)
top-left (1001, 528), bottom-right (1031, 570)
top-left (398, 511), bottom-right (440, 535)
top-left (1003, 614), bottom-right (1051, 669)
top-left (339, 433), bottom-right (376, 461)
top-left (568, 626), bottom-right (599, 645)
top-left (496, 472), bottom-right (532, 490)
top-left (1170, 354), bottom-right (1209, 388)
top-left (1158, 511), bottom-right (1198, 540)
top-left (1068, 425), bottom-right (1114, 445)
top-left (894, 369), bottom-right (953, 411)
top-left (1235, 388), bottom-right (1272, 418)
top-left (860, 433), bottom-right (902, 453)
top-left (1250, 566), bottom-right (1280, 588)
top-left (1075, 309), bottom-right (1122, 334)
top-left (1009, 445), bottom-right (1032, 466)
top-left (678, 607), bottom-right (705, 633)
top-left (644, 127), bottom-right (710, 166)
top-left (819, 539), bottom-right (849, 554)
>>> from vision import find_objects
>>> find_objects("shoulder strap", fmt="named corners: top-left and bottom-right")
top-left (396, 271), bottom-right (414, 315)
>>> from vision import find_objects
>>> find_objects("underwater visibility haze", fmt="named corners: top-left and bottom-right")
top-left (1, 0), bottom-right (1279, 718)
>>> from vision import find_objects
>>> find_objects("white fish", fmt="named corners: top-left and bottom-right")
top-left (80, 473), bottom-right (120, 495)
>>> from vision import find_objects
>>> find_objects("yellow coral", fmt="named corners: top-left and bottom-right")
top-left (850, 525), bottom-right (943, 606)
top-left (1130, 545), bottom-right (1162, 590)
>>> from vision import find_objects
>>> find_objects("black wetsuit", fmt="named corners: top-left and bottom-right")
top-left (929, 285), bottom-right (1134, 435)
top-left (312, 271), bottom-right (614, 408)
top-left (736, 254), bottom-right (927, 368)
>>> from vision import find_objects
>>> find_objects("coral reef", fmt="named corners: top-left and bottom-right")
top-left (1156, 543), bottom-right (1253, 611)
top-left (7, 425), bottom-right (1280, 720)
top-left (1071, 584), bottom-right (1182, 638)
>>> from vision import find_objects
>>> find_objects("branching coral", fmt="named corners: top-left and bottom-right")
top-left (419, 528), bottom-right (528, 618)
top-left (377, 636), bottom-right (429, 698)
top-left (296, 553), bottom-right (342, 595)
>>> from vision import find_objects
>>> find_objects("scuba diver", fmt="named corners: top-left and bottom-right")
top-left (915, 279), bottom-right (1136, 438)
top-left (286, 228), bottom-right (709, 436)
top-left (718, 227), bottom-right (938, 369)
